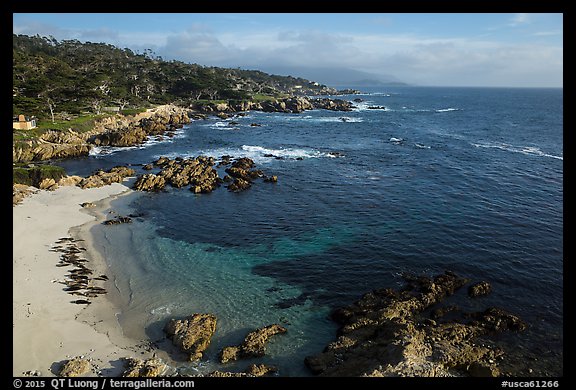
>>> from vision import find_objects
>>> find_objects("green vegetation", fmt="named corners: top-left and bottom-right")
top-left (120, 107), bottom-right (148, 116)
top-left (13, 34), bottom-right (335, 121)
top-left (12, 114), bottom-right (109, 141)
top-left (13, 163), bottom-right (66, 186)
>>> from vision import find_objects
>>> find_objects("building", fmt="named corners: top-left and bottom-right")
top-left (13, 114), bottom-right (37, 130)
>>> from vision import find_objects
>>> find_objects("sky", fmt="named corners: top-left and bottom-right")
top-left (12, 13), bottom-right (563, 87)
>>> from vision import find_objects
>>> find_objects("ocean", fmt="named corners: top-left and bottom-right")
top-left (57, 86), bottom-right (563, 376)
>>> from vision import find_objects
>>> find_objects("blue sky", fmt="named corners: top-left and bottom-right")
top-left (13, 13), bottom-right (563, 87)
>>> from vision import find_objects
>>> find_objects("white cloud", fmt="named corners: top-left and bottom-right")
top-left (12, 19), bottom-right (563, 87)
top-left (509, 13), bottom-right (531, 26)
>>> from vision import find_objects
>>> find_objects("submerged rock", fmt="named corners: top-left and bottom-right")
top-left (219, 324), bottom-right (287, 363)
top-left (305, 272), bottom-right (526, 377)
top-left (164, 313), bottom-right (217, 361)
top-left (468, 281), bottom-right (492, 297)
top-left (103, 216), bottom-right (132, 225)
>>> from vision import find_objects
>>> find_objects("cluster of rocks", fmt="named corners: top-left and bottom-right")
top-left (304, 271), bottom-right (526, 377)
top-left (12, 183), bottom-right (38, 205)
top-left (78, 166), bottom-right (135, 189)
top-left (133, 156), bottom-right (220, 193)
top-left (50, 237), bottom-right (108, 304)
top-left (122, 357), bottom-right (168, 377)
top-left (56, 356), bottom-right (169, 378)
top-left (163, 312), bottom-right (285, 376)
top-left (133, 156), bottom-right (276, 194)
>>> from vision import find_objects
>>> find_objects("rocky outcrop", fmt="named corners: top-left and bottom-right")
top-left (468, 281), bottom-right (492, 297)
top-left (133, 156), bottom-right (220, 193)
top-left (304, 272), bottom-right (526, 377)
top-left (13, 105), bottom-right (192, 163)
top-left (89, 104), bottom-right (191, 147)
top-left (133, 174), bottom-right (166, 192)
top-left (207, 364), bottom-right (278, 377)
top-left (219, 324), bottom-right (287, 363)
top-left (13, 141), bottom-right (92, 163)
top-left (164, 314), bottom-right (217, 361)
top-left (13, 184), bottom-right (37, 206)
top-left (311, 98), bottom-right (354, 111)
top-left (122, 357), bottom-right (167, 377)
top-left (58, 357), bottom-right (91, 377)
top-left (224, 157), bottom-right (264, 193)
top-left (193, 96), bottom-right (352, 116)
top-left (58, 175), bottom-right (83, 187)
top-left (78, 166), bottom-right (135, 189)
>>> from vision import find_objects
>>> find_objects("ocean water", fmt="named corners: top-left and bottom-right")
top-left (57, 87), bottom-right (563, 376)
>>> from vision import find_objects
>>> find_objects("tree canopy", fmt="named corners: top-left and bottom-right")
top-left (13, 34), bottom-right (335, 120)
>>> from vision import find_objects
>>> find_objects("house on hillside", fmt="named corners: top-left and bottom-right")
top-left (13, 114), bottom-right (37, 130)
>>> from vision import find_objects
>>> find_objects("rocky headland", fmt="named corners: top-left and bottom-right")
top-left (13, 97), bottom-right (354, 164)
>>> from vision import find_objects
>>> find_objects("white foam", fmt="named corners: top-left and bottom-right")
top-left (351, 92), bottom-right (392, 97)
top-left (203, 121), bottom-right (240, 130)
top-left (88, 128), bottom-right (187, 156)
top-left (390, 137), bottom-right (404, 143)
top-left (351, 101), bottom-right (374, 111)
top-left (472, 142), bottom-right (563, 160)
top-left (414, 143), bottom-right (431, 149)
top-left (240, 145), bottom-right (335, 161)
top-left (154, 144), bottom-right (338, 164)
top-left (435, 108), bottom-right (459, 112)
top-left (317, 116), bottom-right (364, 123)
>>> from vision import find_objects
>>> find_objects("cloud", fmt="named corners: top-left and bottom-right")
top-left (509, 13), bottom-right (531, 27)
top-left (12, 17), bottom-right (563, 87)
top-left (13, 20), bottom-right (69, 39)
top-left (532, 30), bottom-right (562, 37)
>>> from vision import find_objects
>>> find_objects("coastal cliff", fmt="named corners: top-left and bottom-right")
top-left (13, 97), bottom-right (353, 163)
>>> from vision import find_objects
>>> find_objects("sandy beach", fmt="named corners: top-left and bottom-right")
top-left (13, 183), bottom-right (151, 377)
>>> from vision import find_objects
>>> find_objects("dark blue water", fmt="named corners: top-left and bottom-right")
top-left (58, 87), bottom-right (563, 376)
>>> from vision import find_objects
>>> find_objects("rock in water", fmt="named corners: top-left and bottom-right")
top-left (133, 174), bottom-right (166, 192)
top-left (304, 272), bottom-right (526, 377)
top-left (468, 281), bottom-right (492, 297)
top-left (219, 324), bottom-right (287, 363)
top-left (164, 313), bottom-right (217, 361)
top-left (58, 358), bottom-right (91, 377)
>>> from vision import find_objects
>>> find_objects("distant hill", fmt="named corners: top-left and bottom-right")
top-left (259, 66), bottom-right (407, 88)
top-left (12, 34), bottom-right (339, 120)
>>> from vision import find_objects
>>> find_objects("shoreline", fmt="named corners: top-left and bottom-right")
top-left (13, 182), bottom-right (151, 377)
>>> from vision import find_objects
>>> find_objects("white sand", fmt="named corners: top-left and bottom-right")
top-left (13, 183), bottom-right (150, 376)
